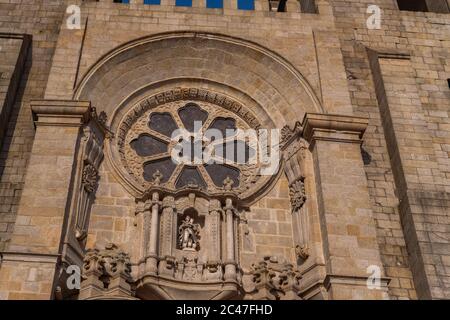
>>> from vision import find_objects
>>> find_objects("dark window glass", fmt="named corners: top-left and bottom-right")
top-left (143, 158), bottom-right (177, 183)
top-left (176, 167), bottom-right (207, 189)
top-left (131, 134), bottom-right (168, 157)
top-left (149, 112), bottom-right (178, 138)
top-left (205, 164), bottom-right (240, 188)
top-left (178, 136), bottom-right (204, 164)
top-left (178, 103), bottom-right (208, 132)
top-left (214, 140), bottom-right (255, 164)
top-left (207, 117), bottom-right (237, 139)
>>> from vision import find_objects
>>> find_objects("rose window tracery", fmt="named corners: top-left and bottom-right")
top-left (96, 88), bottom-right (293, 300)
top-left (121, 97), bottom-right (262, 196)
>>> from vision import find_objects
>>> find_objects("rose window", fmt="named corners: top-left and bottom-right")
top-left (122, 100), bottom-right (260, 195)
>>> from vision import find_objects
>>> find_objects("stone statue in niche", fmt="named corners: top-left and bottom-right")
top-left (178, 215), bottom-right (200, 250)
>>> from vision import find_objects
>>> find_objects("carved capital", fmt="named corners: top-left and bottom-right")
top-left (80, 244), bottom-right (134, 299)
top-left (302, 113), bottom-right (368, 146)
top-left (162, 196), bottom-right (176, 210)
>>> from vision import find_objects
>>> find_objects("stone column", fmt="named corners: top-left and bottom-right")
top-left (302, 113), bottom-right (390, 300)
top-left (223, 198), bottom-right (236, 281)
top-left (160, 196), bottom-right (175, 257)
top-left (145, 191), bottom-right (160, 275)
top-left (0, 100), bottom-right (90, 300)
top-left (208, 199), bottom-right (222, 263)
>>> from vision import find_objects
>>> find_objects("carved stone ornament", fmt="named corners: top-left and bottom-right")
top-left (281, 121), bottom-right (303, 150)
top-left (295, 244), bottom-right (310, 260)
top-left (223, 176), bottom-right (234, 191)
top-left (82, 163), bottom-right (99, 193)
top-left (289, 177), bottom-right (307, 212)
top-left (156, 255), bottom-right (227, 283)
top-left (83, 243), bottom-right (132, 285)
top-left (90, 106), bottom-right (108, 127)
top-left (114, 87), bottom-right (278, 203)
top-left (80, 244), bottom-right (135, 300)
top-left (152, 170), bottom-right (163, 185)
top-left (245, 256), bottom-right (302, 300)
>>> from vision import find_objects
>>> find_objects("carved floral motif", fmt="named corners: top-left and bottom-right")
top-left (289, 177), bottom-right (307, 212)
top-left (82, 163), bottom-right (99, 193)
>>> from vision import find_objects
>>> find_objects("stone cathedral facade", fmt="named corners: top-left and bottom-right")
top-left (0, 0), bottom-right (449, 300)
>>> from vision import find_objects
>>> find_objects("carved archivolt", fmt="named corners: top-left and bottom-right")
top-left (289, 177), bottom-right (307, 212)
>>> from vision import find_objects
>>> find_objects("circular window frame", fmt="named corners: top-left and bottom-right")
top-left (108, 87), bottom-right (283, 205)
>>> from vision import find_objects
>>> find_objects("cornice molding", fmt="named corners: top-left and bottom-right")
top-left (302, 113), bottom-right (369, 146)
top-left (31, 100), bottom-right (91, 127)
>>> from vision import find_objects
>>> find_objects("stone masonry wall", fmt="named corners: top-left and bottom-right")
top-left (1, 0), bottom-right (449, 300)
top-left (241, 175), bottom-right (296, 270)
top-left (330, 0), bottom-right (450, 299)
top-left (0, 34), bottom-right (29, 249)
top-left (0, 0), bottom-right (68, 251)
